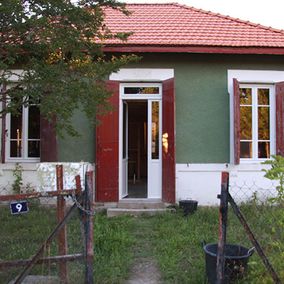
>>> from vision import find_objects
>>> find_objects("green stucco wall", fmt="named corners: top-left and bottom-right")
top-left (58, 109), bottom-right (94, 162)
top-left (58, 53), bottom-right (284, 163)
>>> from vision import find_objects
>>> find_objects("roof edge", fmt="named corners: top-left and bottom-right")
top-left (103, 45), bottom-right (284, 55)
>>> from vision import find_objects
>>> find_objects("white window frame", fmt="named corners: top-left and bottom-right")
top-left (5, 99), bottom-right (40, 163)
top-left (228, 70), bottom-right (284, 164)
top-left (239, 84), bottom-right (275, 162)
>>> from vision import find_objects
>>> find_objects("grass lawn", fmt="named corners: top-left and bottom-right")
top-left (0, 204), bottom-right (283, 283)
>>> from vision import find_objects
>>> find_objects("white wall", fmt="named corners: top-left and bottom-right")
top-left (0, 162), bottom-right (93, 195)
top-left (176, 163), bottom-right (277, 205)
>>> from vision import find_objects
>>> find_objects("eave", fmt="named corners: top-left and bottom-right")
top-left (103, 45), bottom-right (284, 55)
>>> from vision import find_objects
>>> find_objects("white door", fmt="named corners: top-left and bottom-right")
top-left (119, 83), bottom-right (162, 199)
top-left (147, 100), bottom-right (162, 198)
top-left (121, 101), bottom-right (128, 198)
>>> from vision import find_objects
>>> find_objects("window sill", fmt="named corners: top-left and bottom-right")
top-left (240, 158), bottom-right (271, 164)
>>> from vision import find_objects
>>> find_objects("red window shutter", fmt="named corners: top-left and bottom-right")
top-left (1, 85), bottom-right (6, 163)
top-left (276, 82), bottom-right (284, 156)
top-left (233, 78), bottom-right (240, 165)
top-left (162, 78), bottom-right (176, 203)
top-left (96, 80), bottom-right (119, 202)
top-left (40, 116), bottom-right (57, 162)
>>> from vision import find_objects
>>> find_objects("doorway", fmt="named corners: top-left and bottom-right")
top-left (120, 83), bottom-right (162, 200)
top-left (127, 101), bottom-right (147, 198)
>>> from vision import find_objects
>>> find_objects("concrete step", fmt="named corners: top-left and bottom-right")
top-left (117, 199), bottom-right (166, 209)
top-left (107, 208), bottom-right (174, 217)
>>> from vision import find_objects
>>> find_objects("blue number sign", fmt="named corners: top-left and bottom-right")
top-left (10, 201), bottom-right (29, 215)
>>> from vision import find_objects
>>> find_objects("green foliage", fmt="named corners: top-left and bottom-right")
top-left (262, 155), bottom-right (284, 204)
top-left (12, 163), bottom-right (23, 194)
top-left (0, 0), bottom-right (139, 136)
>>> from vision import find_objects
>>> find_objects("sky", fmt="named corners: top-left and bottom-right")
top-left (121, 0), bottom-right (284, 30)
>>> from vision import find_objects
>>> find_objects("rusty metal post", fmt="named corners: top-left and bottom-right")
top-left (56, 165), bottom-right (69, 284)
top-left (216, 172), bottom-right (229, 284)
top-left (85, 171), bottom-right (94, 284)
top-left (228, 194), bottom-right (281, 284)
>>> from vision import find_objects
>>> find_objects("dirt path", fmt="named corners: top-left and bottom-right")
top-left (125, 218), bottom-right (162, 284)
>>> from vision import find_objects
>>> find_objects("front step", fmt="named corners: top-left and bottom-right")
top-left (107, 208), bottom-right (172, 217)
top-left (117, 199), bottom-right (166, 209)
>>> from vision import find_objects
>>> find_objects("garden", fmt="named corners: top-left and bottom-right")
top-left (0, 201), bottom-right (283, 284)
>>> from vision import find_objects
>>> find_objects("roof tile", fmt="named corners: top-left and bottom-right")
top-left (103, 3), bottom-right (284, 49)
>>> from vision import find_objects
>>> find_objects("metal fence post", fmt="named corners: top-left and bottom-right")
top-left (56, 165), bottom-right (68, 283)
top-left (228, 194), bottom-right (281, 284)
top-left (85, 171), bottom-right (94, 284)
top-left (216, 171), bottom-right (229, 284)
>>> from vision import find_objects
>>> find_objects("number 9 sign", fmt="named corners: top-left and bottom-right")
top-left (10, 201), bottom-right (29, 215)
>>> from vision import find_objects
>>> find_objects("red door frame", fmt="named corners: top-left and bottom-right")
top-left (96, 79), bottom-right (176, 203)
top-left (162, 78), bottom-right (176, 203)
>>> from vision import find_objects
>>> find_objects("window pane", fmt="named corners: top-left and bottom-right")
top-left (10, 140), bottom-right (22, 157)
top-left (240, 106), bottom-right (252, 139)
top-left (124, 87), bottom-right (159, 95)
top-left (240, 88), bottom-right (252, 105)
top-left (258, 142), bottom-right (270, 158)
top-left (28, 106), bottom-right (40, 139)
top-left (28, 140), bottom-right (40, 157)
top-left (258, 107), bottom-right (270, 140)
top-left (10, 112), bottom-right (22, 140)
top-left (152, 102), bottom-right (159, 159)
top-left (240, 142), bottom-right (252, 158)
top-left (258, 89), bottom-right (269, 105)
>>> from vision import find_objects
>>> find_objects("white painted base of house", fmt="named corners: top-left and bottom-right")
top-left (0, 162), bottom-right (93, 196)
top-left (176, 163), bottom-right (277, 205)
top-left (0, 162), bottom-right (277, 206)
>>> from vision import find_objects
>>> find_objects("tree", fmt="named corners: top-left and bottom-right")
top-left (0, 0), bottom-right (137, 136)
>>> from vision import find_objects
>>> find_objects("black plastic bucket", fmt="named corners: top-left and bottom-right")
top-left (179, 200), bottom-right (198, 216)
top-left (203, 243), bottom-right (254, 283)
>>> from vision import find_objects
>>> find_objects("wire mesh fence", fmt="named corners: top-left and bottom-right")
top-left (0, 165), bottom-right (94, 284)
top-left (226, 181), bottom-right (284, 283)
top-left (0, 200), bottom-right (85, 283)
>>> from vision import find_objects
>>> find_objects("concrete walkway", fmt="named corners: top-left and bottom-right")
top-left (126, 257), bottom-right (162, 284)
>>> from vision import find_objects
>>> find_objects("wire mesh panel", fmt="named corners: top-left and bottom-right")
top-left (228, 181), bottom-right (284, 283)
top-left (0, 198), bottom-right (86, 283)
top-left (0, 165), bottom-right (94, 284)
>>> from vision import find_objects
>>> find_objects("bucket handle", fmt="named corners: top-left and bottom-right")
top-left (248, 247), bottom-right (255, 256)
top-left (201, 240), bottom-right (206, 248)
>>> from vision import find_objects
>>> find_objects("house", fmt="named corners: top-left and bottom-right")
top-left (1, 3), bottom-right (284, 205)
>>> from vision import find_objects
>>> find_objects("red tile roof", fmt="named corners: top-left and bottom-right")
top-left (103, 3), bottom-right (284, 54)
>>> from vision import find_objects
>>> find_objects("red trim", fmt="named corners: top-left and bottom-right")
top-left (103, 45), bottom-right (284, 55)
top-left (1, 84), bottom-right (6, 164)
top-left (233, 78), bottom-right (240, 165)
top-left (96, 80), bottom-right (119, 202)
top-left (40, 116), bottom-right (57, 162)
top-left (276, 82), bottom-right (284, 156)
top-left (162, 78), bottom-right (176, 203)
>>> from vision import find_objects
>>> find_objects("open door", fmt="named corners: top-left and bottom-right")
top-left (96, 80), bottom-right (119, 202)
top-left (162, 78), bottom-right (176, 203)
top-left (122, 101), bottom-right (128, 197)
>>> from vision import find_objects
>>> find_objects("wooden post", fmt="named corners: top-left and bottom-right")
top-left (56, 165), bottom-right (68, 284)
top-left (216, 172), bottom-right (229, 284)
top-left (85, 171), bottom-right (94, 284)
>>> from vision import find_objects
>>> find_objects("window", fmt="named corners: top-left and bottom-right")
top-left (7, 101), bottom-right (40, 161)
top-left (124, 87), bottom-right (160, 95)
top-left (239, 85), bottom-right (275, 160)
